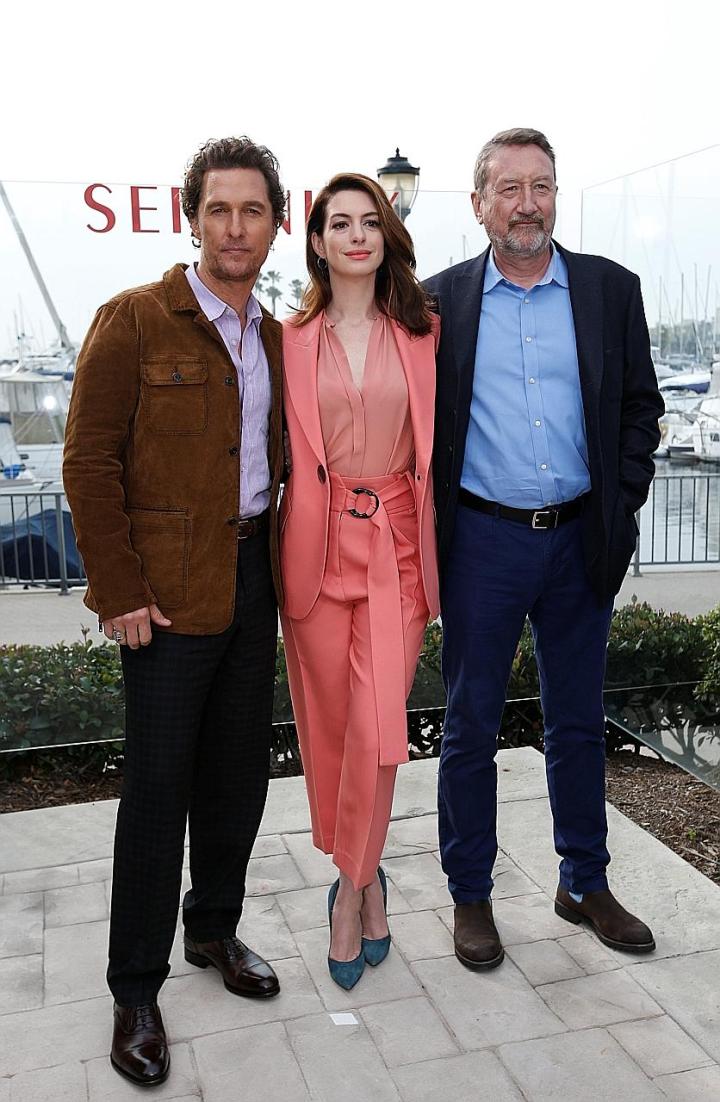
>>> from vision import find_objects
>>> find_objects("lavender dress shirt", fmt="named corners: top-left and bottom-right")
top-left (185, 264), bottom-right (271, 517)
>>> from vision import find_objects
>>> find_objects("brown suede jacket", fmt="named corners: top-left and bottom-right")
top-left (63, 263), bottom-right (284, 633)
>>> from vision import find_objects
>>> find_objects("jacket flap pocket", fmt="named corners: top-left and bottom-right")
top-left (127, 507), bottom-right (187, 531)
top-left (141, 360), bottom-right (208, 386)
top-left (127, 508), bottom-right (189, 609)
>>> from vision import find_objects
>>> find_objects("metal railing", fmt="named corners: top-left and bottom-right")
top-left (633, 471), bottom-right (720, 572)
top-left (1, 473), bottom-right (720, 593)
top-left (0, 488), bottom-right (83, 594)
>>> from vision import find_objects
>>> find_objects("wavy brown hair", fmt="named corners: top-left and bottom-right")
top-left (292, 173), bottom-right (433, 335)
top-left (182, 136), bottom-right (286, 231)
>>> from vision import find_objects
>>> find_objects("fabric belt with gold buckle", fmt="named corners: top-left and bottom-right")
top-left (236, 510), bottom-right (269, 540)
top-left (458, 488), bottom-right (585, 530)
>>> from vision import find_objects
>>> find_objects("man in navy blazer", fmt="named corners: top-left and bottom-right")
top-left (424, 128), bottom-right (663, 971)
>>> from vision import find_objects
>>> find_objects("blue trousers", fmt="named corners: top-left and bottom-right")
top-left (439, 504), bottom-right (613, 902)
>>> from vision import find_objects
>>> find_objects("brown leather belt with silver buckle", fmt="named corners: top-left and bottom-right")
top-left (458, 488), bottom-right (585, 530)
top-left (236, 510), bottom-right (269, 540)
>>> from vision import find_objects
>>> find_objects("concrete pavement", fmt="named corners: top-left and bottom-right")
top-left (1, 751), bottom-right (719, 1100)
top-left (1, 568), bottom-right (719, 647)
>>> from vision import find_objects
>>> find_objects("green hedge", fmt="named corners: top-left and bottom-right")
top-left (1, 601), bottom-right (718, 758)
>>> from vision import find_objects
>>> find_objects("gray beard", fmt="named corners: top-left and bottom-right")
top-left (488, 224), bottom-right (552, 258)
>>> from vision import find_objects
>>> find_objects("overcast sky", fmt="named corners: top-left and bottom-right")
top-left (2, 0), bottom-right (718, 348)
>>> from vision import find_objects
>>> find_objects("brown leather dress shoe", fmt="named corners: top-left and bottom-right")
top-left (454, 900), bottom-right (504, 970)
top-left (555, 886), bottom-right (656, 953)
top-left (184, 935), bottom-right (280, 997)
top-left (111, 1002), bottom-right (170, 1087)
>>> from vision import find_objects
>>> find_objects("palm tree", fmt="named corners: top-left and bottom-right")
top-left (264, 270), bottom-right (283, 317)
top-left (290, 278), bottom-right (304, 308)
top-left (254, 272), bottom-right (268, 302)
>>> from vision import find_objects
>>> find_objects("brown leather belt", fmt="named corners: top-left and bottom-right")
top-left (236, 510), bottom-right (269, 540)
top-left (458, 488), bottom-right (585, 530)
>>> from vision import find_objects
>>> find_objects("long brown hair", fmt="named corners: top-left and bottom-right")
top-left (292, 173), bottom-right (433, 335)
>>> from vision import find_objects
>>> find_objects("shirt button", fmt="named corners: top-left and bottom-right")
top-left (524, 298), bottom-right (531, 304)
top-left (525, 336), bottom-right (533, 343)
top-left (529, 377), bottom-right (536, 383)
top-left (224, 376), bottom-right (234, 386)
top-left (534, 420), bottom-right (541, 427)
top-left (540, 464), bottom-right (548, 471)
top-left (229, 446), bottom-right (238, 456)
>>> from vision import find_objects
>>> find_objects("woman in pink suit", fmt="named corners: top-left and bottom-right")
top-left (280, 173), bottom-right (439, 989)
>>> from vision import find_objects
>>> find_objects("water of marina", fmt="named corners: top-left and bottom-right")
top-left (638, 460), bottom-right (720, 566)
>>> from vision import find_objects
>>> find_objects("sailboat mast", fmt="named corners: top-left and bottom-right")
top-left (0, 180), bottom-right (74, 355)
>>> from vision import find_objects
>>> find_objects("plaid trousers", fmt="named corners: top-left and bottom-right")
top-left (107, 534), bottom-right (277, 1006)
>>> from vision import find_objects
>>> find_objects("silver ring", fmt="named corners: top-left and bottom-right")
top-left (112, 629), bottom-right (124, 644)
top-left (349, 487), bottom-right (380, 519)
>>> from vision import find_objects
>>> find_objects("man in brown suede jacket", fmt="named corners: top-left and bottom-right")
top-left (63, 137), bottom-right (285, 1088)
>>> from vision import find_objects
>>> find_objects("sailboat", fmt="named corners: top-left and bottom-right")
top-left (691, 361), bottom-right (720, 462)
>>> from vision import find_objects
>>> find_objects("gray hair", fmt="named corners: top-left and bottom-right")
top-left (473, 128), bottom-right (556, 195)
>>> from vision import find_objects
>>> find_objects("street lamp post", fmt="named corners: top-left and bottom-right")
top-left (377, 148), bottom-right (420, 222)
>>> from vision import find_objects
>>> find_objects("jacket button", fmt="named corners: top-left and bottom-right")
top-left (172, 371), bottom-right (183, 383)
top-left (317, 465), bottom-right (327, 484)
top-left (227, 516), bottom-right (238, 526)
top-left (229, 446), bottom-right (239, 456)
top-left (416, 473), bottom-right (422, 481)
top-left (224, 376), bottom-right (234, 386)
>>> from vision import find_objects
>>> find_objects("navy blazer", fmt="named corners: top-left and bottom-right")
top-left (423, 243), bottom-right (664, 601)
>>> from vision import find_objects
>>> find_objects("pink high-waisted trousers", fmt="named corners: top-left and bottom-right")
top-left (281, 469), bottom-right (429, 889)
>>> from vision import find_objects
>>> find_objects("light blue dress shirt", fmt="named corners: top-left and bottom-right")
top-left (461, 246), bottom-right (591, 509)
top-left (185, 264), bottom-right (271, 518)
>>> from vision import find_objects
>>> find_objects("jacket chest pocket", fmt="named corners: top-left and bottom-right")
top-left (140, 359), bottom-right (208, 434)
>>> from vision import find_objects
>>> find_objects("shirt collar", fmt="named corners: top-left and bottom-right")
top-left (484, 242), bottom-right (568, 292)
top-left (185, 263), bottom-right (263, 325)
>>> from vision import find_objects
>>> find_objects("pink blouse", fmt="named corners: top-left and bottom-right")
top-left (318, 314), bottom-right (414, 478)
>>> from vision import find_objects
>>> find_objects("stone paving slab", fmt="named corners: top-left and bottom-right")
top-left (359, 996), bottom-right (459, 1067)
top-left (286, 1012), bottom-right (402, 1102)
top-left (535, 968), bottom-right (664, 1030)
top-left (607, 1015), bottom-right (715, 1079)
top-left (0, 953), bottom-right (44, 1014)
top-left (505, 938), bottom-right (585, 986)
top-left (654, 1065), bottom-right (720, 1100)
top-left (392, 1050), bottom-right (526, 1102)
top-left (194, 1022), bottom-right (309, 1102)
top-left (413, 954), bottom-right (566, 1049)
top-left (628, 950), bottom-right (720, 1062)
top-left (5, 1060), bottom-right (90, 1102)
top-left (498, 1027), bottom-right (666, 1101)
top-left (1, 750), bottom-right (719, 1100)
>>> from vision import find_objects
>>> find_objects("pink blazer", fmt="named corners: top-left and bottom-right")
top-left (280, 313), bottom-right (440, 622)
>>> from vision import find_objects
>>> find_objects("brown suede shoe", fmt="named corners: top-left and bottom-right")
top-left (555, 887), bottom-right (656, 953)
top-left (184, 935), bottom-right (280, 997)
top-left (454, 900), bottom-right (504, 970)
top-left (111, 1002), bottom-right (169, 1087)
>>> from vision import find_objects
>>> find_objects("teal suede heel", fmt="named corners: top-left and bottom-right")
top-left (327, 880), bottom-right (365, 990)
top-left (362, 867), bottom-right (391, 967)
